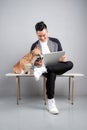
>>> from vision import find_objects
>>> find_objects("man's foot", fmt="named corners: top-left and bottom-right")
top-left (47, 98), bottom-right (59, 115)
top-left (34, 66), bottom-right (47, 81)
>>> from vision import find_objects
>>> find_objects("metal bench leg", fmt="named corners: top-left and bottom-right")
top-left (43, 77), bottom-right (46, 105)
top-left (18, 77), bottom-right (21, 100)
top-left (71, 76), bottom-right (74, 105)
top-left (16, 76), bottom-right (20, 105)
top-left (68, 76), bottom-right (71, 100)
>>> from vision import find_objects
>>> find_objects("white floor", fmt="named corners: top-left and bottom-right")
top-left (0, 95), bottom-right (87, 130)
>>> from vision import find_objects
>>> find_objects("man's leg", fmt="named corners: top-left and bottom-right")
top-left (47, 61), bottom-right (73, 75)
top-left (46, 72), bottom-right (59, 114)
top-left (46, 61), bottom-right (73, 99)
top-left (45, 61), bottom-right (73, 114)
top-left (46, 72), bottom-right (56, 99)
top-left (46, 61), bottom-right (73, 98)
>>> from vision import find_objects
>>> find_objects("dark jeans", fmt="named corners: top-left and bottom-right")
top-left (43, 61), bottom-right (73, 99)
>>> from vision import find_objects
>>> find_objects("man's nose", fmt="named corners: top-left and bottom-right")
top-left (41, 36), bottom-right (45, 39)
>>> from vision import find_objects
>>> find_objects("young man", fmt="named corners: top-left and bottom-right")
top-left (31, 21), bottom-right (73, 114)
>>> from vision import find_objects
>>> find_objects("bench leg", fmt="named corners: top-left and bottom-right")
top-left (16, 76), bottom-right (20, 105)
top-left (43, 77), bottom-right (46, 105)
top-left (71, 76), bottom-right (74, 105)
top-left (68, 77), bottom-right (71, 100)
top-left (18, 77), bottom-right (21, 100)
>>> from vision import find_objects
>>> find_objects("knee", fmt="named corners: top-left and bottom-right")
top-left (67, 61), bottom-right (74, 70)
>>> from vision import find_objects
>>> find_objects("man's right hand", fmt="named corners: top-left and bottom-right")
top-left (59, 55), bottom-right (67, 62)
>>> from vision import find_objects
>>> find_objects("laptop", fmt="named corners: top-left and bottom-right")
top-left (43, 51), bottom-right (65, 66)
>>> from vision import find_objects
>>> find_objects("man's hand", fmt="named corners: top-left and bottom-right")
top-left (59, 55), bottom-right (67, 62)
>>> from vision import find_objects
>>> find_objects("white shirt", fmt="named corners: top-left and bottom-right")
top-left (39, 41), bottom-right (50, 67)
top-left (40, 41), bottom-right (50, 54)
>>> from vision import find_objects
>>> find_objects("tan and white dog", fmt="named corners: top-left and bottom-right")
top-left (13, 47), bottom-right (41, 74)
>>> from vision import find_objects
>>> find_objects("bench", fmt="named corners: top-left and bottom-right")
top-left (6, 73), bottom-right (84, 105)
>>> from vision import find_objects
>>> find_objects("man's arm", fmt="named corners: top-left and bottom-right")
top-left (49, 37), bottom-right (67, 62)
top-left (49, 37), bottom-right (63, 51)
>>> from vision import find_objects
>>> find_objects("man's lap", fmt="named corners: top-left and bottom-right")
top-left (44, 61), bottom-right (73, 75)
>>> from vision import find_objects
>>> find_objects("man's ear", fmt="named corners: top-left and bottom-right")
top-left (36, 31), bottom-right (38, 36)
top-left (46, 29), bottom-right (48, 35)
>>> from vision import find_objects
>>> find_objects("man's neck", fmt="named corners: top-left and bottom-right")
top-left (39, 37), bottom-right (48, 43)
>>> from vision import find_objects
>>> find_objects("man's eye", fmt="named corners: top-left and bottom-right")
top-left (39, 35), bottom-right (45, 37)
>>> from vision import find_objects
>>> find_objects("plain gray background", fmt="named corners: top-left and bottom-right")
top-left (0, 0), bottom-right (87, 97)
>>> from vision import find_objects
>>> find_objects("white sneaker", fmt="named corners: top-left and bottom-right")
top-left (34, 66), bottom-right (47, 81)
top-left (47, 98), bottom-right (59, 115)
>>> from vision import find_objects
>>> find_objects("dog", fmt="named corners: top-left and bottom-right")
top-left (13, 47), bottom-right (41, 74)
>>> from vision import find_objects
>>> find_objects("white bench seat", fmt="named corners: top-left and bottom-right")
top-left (6, 73), bottom-right (84, 105)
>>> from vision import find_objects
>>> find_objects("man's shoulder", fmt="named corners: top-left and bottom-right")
top-left (31, 40), bottom-right (39, 50)
top-left (49, 37), bottom-right (60, 44)
top-left (33, 40), bottom-right (39, 45)
top-left (32, 40), bottom-right (39, 47)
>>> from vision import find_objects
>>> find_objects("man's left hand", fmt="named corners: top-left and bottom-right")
top-left (59, 55), bottom-right (67, 62)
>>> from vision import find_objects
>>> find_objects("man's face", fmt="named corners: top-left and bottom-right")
top-left (36, 29), bottom-right (48, 42)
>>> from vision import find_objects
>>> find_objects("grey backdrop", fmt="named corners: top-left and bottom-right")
top-left (0, 0), bottom-right (87, 97)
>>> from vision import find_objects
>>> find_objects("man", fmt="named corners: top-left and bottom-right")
top-left (31, 21), bottom-right (73, 114)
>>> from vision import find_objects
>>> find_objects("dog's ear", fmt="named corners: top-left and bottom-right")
top-left (32, 47), bottom-right (41, 56)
